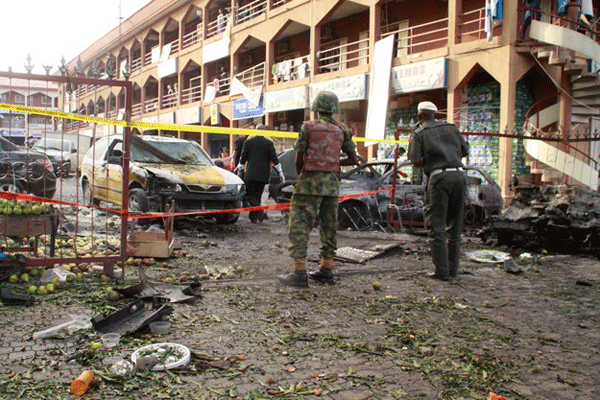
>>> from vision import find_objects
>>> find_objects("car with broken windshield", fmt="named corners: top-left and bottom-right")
top-left (278, 159), bottom-right (503, 230)
top-left (80, 135), bottom-right (244, 224)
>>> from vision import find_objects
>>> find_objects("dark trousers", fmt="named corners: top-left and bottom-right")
top-left (244, 180), bottom-right (267, 221)
top-left (424, 171), bottom-right (467, 278)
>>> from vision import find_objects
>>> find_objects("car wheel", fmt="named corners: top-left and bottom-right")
top-left (338, 201), bottom-right (371, 231)
top-left (463, 205), bottom-right (483, 229)
top-left (62, 163), bottom-right (71, 178)
top-left (82, 179), bottom-right (100, 207)
top-left (0, 182), bottom-right (23, 194)
top-left (128, 188), bottom-right (149, 213)
top-left (215, 212), bottom-right (240, 224)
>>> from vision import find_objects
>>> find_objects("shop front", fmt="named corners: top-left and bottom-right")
top-left (263, 86), bottom-right (309, 151)
top-left (383, 57), bottom-right (449, 160)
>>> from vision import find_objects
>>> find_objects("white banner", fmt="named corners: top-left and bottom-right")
top-left (365, 35), bottom-right (394, 146)
top-left (202, 20), bottom-right (231, 63)
top-left (391, 57), bottom-right (447, 95)
top-left (158, 57), bottom-right (178, 78)
top-left (264, 86), bottom-right (308, 113)
top-left (309, 74), bottom-right (368, 104)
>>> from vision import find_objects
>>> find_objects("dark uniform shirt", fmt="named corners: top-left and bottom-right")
top-left (293, 116), bottom-right (355, 197)
top-left (408, 120), bottom-right (469, 176)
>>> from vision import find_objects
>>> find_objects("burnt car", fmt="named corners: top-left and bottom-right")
top-left (278, 159), bottom-right (503, 230)
top-left (268, 148), bottom-right (367, 200)
top-left (80, 135), bottom-right (244, 224)
top-left (0, 136), bottom-right (57, 198)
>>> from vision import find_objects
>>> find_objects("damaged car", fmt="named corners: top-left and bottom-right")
top-left (80, 135), bottom-right (244, 224)
top-left (278, 159), bottom-right (503, 230)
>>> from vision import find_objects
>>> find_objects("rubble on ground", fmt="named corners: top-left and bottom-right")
top-left (480, 184), bottom-right (600, 254)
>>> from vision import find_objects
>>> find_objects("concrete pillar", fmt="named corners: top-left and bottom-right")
top-left (498, 54), bottom-right (517, 205)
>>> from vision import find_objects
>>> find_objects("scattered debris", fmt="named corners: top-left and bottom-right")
top-left (91, 297), bottom-right (173, 335)
top-left (33, 314), bottom-right (91, 339)
top-left (0, 287), bottom-right (33, 307)
top-left (482, 184), bottom-right (600, 254)
top-left (467, 250), bottom-right (511, 264)
top-left (503, 258), bottom-right (523, 274)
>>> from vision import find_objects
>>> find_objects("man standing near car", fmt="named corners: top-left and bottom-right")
top-left (236, 125), bottom-right (284, 223)
top-left (408, 101), bottom-right (469, 281)
top-left (279, 91), bottom-right (359, 288)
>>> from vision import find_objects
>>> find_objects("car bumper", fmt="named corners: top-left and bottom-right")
top-left (157, 192), bottom-right (244, 214)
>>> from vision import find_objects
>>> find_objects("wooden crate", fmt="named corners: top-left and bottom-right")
top-left (126, 230), bottom-right (175, 258)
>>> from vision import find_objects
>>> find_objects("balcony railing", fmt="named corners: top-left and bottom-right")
top-left (143, 45), bottom-right (158, 66)
top-left (182, 24), bottom-right (203, 49)
top-left (235, 0), bottom-right (266, 25)
top-left (132, 103), bottom-right (142, 117)
top-left (131, 56), bottom-right (142, 73)
top-left (234, 62), bottom-right (266, 88)
top-left (162, 91), bottom-right (178, 109)
top-left (182, 76), bottom-right (202, 104)
top-left (458, 7), bottom-right (502, 43)
top-left (165, 39), bottom-right (180, 55)
top-left (206, 14), bottom-right (230, 39)
top-left (382, 18), bottom-right (448, 57)
top-left (318, 37), bottom-right (370, 74)
top-left (272, 0), bottom-right (292, 9)
top-left (144, 98), bottom-right (159, 113)
top-left (209, 76), bottom-right (231, 97)
top-left (272, 55), bottom-right (310, 83)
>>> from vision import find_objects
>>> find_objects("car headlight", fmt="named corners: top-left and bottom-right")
top-left (157, 182), bottom-right (182, 192)
top-left (225, 184), bottom-right (244, 196)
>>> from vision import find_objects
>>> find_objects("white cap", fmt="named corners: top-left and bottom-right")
top-left (417, 101), bottom-right (438, 113)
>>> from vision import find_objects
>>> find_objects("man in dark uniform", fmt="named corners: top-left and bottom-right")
top-left (236, 125), bottom-right (284, 223)
top-left (408, 101), bottom-right (469, 281)
top-left (279, 91), bottom-right (359, 288)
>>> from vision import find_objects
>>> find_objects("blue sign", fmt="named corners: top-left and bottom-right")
top-left (232, 97), bottom-right (264, 121)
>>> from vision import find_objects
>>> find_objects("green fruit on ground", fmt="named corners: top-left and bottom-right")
top-left (28, 286), bottom-right (37, 294)
top-left (20, 273), bottom-right (30, 283)
top-left (66, 274), bottom-right (75, 282)
top-left (9, 274), bottom-right (18, 283)
top-left (46, 284), bottom-right (55, 293)
top-left (36, 287), bottom-right (47, 295)
top-left (76, 273), bottom-right (84, 282)
top-left (107, 290), bottom-right (120, 301)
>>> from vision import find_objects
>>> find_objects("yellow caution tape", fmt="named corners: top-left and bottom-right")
top-left (0, 102), bottom-right (404, 144)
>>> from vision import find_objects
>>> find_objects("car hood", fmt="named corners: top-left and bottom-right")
top-left (135, 162), bottom-right (243, 186)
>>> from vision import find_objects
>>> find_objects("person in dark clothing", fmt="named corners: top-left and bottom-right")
top-left (521, 0), bottom-right (541, 40)
top-left (236, 125), bottom-right (284, 223)
top-left (408, 101), bottom-right (469, 281)
top-left (232, 134), bottom-right (248, 175)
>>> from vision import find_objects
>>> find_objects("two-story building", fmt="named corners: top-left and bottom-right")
top-left (61, 0), bottom-right (600, 198)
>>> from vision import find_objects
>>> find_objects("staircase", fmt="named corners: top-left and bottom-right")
top-left (524, 46), bottom-right (599, 189)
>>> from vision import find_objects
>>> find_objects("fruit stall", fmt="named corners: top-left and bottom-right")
top-left (0, 200), bottom-right (58, 256)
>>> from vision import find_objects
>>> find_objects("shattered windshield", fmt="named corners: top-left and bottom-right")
top-left (132, 137), bottom-right (212, 165)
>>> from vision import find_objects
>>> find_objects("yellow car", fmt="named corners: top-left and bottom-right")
top-left (80, 135), bottom-right (245, 224)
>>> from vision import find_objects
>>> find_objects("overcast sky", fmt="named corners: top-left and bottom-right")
top-left (2, 0), bottom-right (150, 74)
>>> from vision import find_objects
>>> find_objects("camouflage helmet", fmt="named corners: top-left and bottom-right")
top-left (311, 91), bottom-right (340, 114)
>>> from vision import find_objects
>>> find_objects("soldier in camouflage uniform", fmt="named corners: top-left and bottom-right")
top-left (279, 91), bottom-right (359, 288)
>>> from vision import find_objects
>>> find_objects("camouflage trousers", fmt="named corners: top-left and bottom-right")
top-left (288, 194), bottom-right (338, 260)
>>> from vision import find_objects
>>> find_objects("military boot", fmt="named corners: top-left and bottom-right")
top-left (309, 257), bottom-right (335, 284)
top-left (278, 259), bottom-right (309, 288)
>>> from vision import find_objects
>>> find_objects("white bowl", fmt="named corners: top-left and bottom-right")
top-left (101, 333), bottom-right (121, 348)
top-left (131, 343), bottom-right (190, 371)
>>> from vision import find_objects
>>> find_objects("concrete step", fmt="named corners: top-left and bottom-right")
top-left (571, 73), bottom-right (599, 84)
top-left (573, 87), bottom-right (600, 98)
top-left (572, 79), bottom-right (600, 90)
top-left (564, 63), bottom-right (588, 76)
top-left (572, 114), bottom-right (592, 124)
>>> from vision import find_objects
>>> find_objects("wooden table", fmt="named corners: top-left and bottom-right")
top-left (0, 213), bottom-right (59, 256)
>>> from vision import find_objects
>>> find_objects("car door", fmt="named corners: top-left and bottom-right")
top-left (87, 138), bottom-right (111, 202)
top-left (105, 140), bottom-right (124, 205)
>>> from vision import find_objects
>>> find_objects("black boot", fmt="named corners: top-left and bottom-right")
top-left (309, 268), bottom-right (334, 284)
top-left (278, 271), bottom-right (308, 288)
